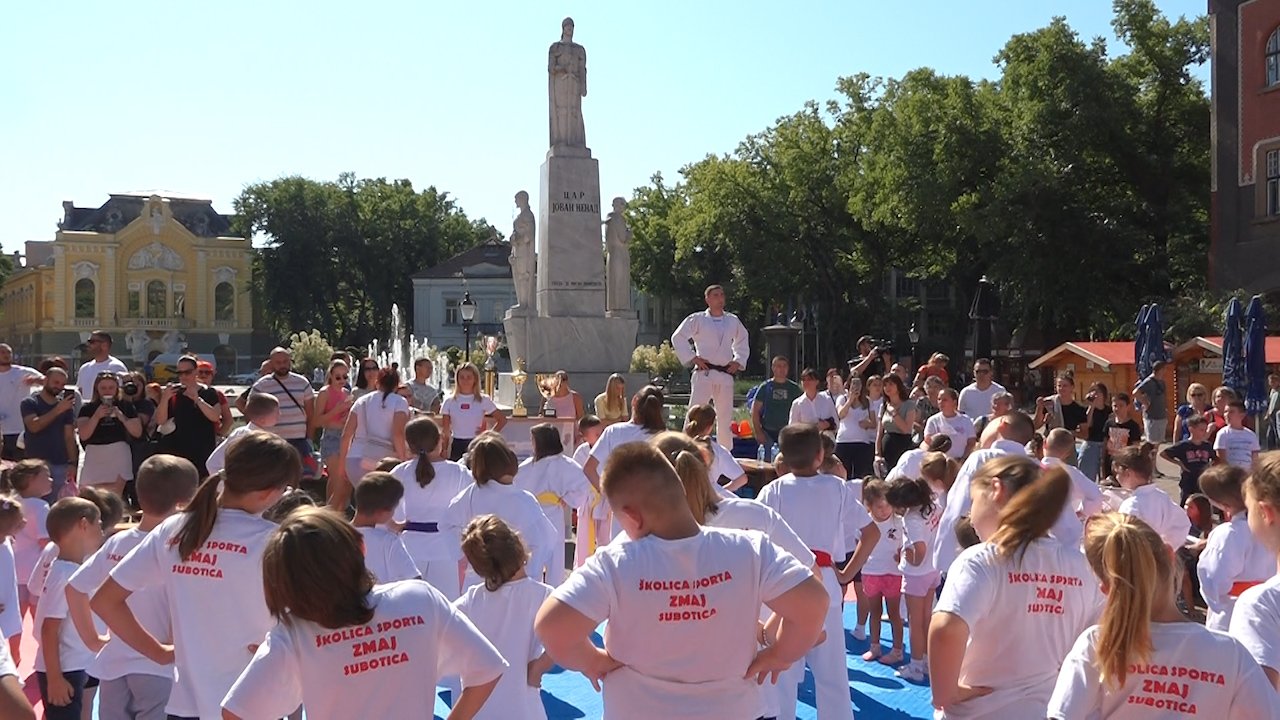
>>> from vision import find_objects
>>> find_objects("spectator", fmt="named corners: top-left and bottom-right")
top-left (788, 367), bottom-right (837, 433)
top-left (1204, 386), bottom-right (1236, 442)
top-left (850, 336), bottom-right (893, 384)
top-left (404, 357), bottom-right (441, 414)
top-left (1078, 382), bottom-right (1111, 482)
top-left (155, 355), bottom-right (222, 478)
top-left (912, 352), bottom-right (950, 391)
top-left (0, 343), bottom-right (42, 460)
top-left (750, 356), bottom-right (801, 446)
top-left (957, 358), bottom-right (1006, 426)
top-left (1034, 371), bottom-right (1087, 436)
top-left (1173, 383), bottom-right (1212, 443)
top-left (876, 373), bottom-right (918, 471)
top-left (540, 370), bottom-right (584, 422)
top-left (195, 361), bottom-right (233, 437)
top-left (1133, 360), bottom-right (1169, 443)
top-left (313, 359), bottom-right (353, 487)
top-left (593, 373), bottom-right (627, 425)
top-left (1102, 392), bottom-right (1142, 481)
top-left (1265, 374), bottom-right (1280, 450)
top-left (74, 331), bottom-right (128, 401)
top-left (76, 371), bottom-right (142, 497)
top-left (238, 347), bottom-right (315, 467)
top-left (19, 367), bottom-right (77, 501)
top-left (973, 391), bottom-right (1013, 440)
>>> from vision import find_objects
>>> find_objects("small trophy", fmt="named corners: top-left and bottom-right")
top-left (511, 358), bottom-right (529, 417)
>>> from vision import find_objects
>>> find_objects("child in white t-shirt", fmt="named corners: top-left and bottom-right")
top-left (923, 389), bottom-right (976, 460)
top-left (10, 459), bottom-right (52, 619)
top-left (1214, 401), bottom-right (1260, 469)
top-left (1196, 464), bottom-right (1274, 632)
top-left (1229, 450), bottom-right (1280, 690)
top-left (1048, 512), bottom-right (1278, 719)
top-left (0, 496), bottom-right (26, 666)
top-left (453, 514), bottom-right (554, 720)
top-left (440, 364), bottom-right (506, 462)
top-left (92, 432), bottom-right (297, 720)
top-left (1113, 444), bottom-right (1188, 552)
top-left (536, 441), bottom-right (828, 720)
top-left (34, 497), bottom-right (104, 720)
top-left (516, 424), bottom-right (592, 585)
top-left (351, 472), bottom-right (419, 584)
top-left (886, 474), bottom-right (941, 680)
top-left (391, 416), bottom-right (473, 600)
top-left (931, 456), bottom-right (1102, 718)
top-left (205, 392), bottom-right (279, 476)
top-left (571, 415), bottom-right (606, 567)
top-left (66, 454), bottom-right (199, 720)
top-left (757, 423), bottom-right (880, 720)
top-left (858, 479), bottom-right (905, 665)
top-left (221, 508), bottom-right (507, 720)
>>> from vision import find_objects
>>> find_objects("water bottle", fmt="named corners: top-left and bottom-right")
top-left (757, 443), bottom-right (766, 463)
top-left (771, 443), bottom-right (779, 462)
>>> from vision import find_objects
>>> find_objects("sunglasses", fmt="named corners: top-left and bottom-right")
top-left (975, 369), bottom-right (992, 374)
top-left (177, 368), bottom-right (195, 376)
top-left (334, 374), bottom-right (349, 381)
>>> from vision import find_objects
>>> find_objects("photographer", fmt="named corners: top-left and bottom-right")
top-left (850, 335), bottom-right (894, 384)
top-left (155, 354), bottom-right (222, 478)
top-left (76, 371), bottom-right (141, 497)
top-left (19, 366), bottom-right (78, 501)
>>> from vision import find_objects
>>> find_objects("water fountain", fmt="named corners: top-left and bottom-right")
top-left (367, 303), bottom-right (450, 391)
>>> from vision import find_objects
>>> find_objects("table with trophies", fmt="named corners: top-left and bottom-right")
top-left (487, 357), bottom-right (575, 459)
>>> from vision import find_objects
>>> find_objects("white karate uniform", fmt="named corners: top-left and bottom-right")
top-left (571, 441), bottom-right (606, 568)
top-left (588, 422), bottom-right (659, 541)
top-left (671, 310), bottom-right (749, 449)
top-left (391, 458), bottom-right (472, 600)
top-left (443, 481), bottom-right (559, 593)
top-left (1040, 457), bottom-right (1105, 549)
top-left (933, 440), bottom-right (1028, 573)
top-left (1048, 623), bottom-right (1279, 719)
top-left (0, 540), bottom-right (20, 639)
top-left (1118, 484), bottom-right (1188, 552)
top-left (1229, 574), bottom-right (1280, 676)
top-left (515, 455), bottom-right (592, 585)
top-left (356, 526), bottom-right (420, 584)
top-left (1197, 514), bottom-right (1275, 632)
top-left (452, 578), bottom-right (553, 720)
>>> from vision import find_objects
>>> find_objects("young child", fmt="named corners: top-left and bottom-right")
top-left (1194, 464), bottom-right (1273, 632)
top-left (220, 508), bottom-right (506, 720)
top-left (1214, 400), bottom-right (1261, 469)
top-left (515, 424), bottom-right (592, 585)
top-left (1180, 493), bottom-right (1216, 613)
top-left (1041, 428), bottom-right (1105, 548)
top-left (444, 433), bottom-right (558, 593)
top-left (30, 486), bottom-right (127, 613)
top-left (535, 441), bottom-right (828, 720)
top-left (1161, 414), bottom-right (1215, 505)
top-left (351, 471), bottom-right (420, 584)
top-left (858, 479), bottom-right (905, 665)
top-left (930, 457), bottom-right (1102, 717)
top-left (92, 432), bottom-right (298, 719)
top-left (65, 454), bottom-right (199, 720)
top-left (206, 392), bottom-right (280, 477)
top-left (757, 423), bottom-right (880, 720)
top-left (390, 416), bottom-right (472, 600)
top-left (1114, 444), bottom-right (1188, 551)
top-left (0, 495), bottom-right (24, 667)
top-left (453, 514), bottom-right (554, 720)
top-left (34, 497), bottom-right (104, 720)
top-left (1102, 393), bottom-right (1142, 480)
top-left (1229, 451), bottom-right (1280, 689)
top-left (1048, 513), bottom-right (1277, 719)
top-left (262, 489), bottom-right (319, 524)
top-left (571, 415), bottom-right (606, 567)
top-left (684, 405), bottom-right (748, 496)
top-left (885, 475), bottom-right (940, 680)
top-left (11, 460), bottom-right (51, 619)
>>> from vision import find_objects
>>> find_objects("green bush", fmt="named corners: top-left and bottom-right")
top-left (631, 341), bottom-right (684, 377)
top-left (288, 329), bottom-right (335, 378)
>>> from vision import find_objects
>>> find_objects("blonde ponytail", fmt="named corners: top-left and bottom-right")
top-left (652, 431), bottom-right (717, 525)
top-left (1084, 513), bottom-right (1169, 689)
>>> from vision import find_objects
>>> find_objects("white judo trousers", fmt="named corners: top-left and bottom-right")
top-left (689, 369), bottom-right (736, 449)
top-left (770, 568), bottom-right (854, 720)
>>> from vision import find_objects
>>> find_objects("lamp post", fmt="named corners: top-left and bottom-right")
top-left (460, 291), bottom-right (477, 363)
top-left (908, 322), bottom-right (920, 371)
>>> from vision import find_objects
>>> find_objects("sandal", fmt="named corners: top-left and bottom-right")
top-left (861, 645), bottom-right (882, 661)
top-left (878, 648), bottom-right (904, 666)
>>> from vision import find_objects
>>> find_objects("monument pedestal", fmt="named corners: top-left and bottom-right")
top-left (504, 313), bottom-right (637, 375)
top-left (536, 150), bottom-right (604, 317)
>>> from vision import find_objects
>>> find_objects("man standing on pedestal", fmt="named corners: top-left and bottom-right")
top-left (672, 285), bottom-right (749, 449)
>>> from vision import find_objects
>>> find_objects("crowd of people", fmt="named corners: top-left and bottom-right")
top-left (0, 294), bottom-right (1276, 719)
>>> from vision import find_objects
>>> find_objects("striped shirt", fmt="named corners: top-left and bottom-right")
top-left (249, 372), bottom-right (313, 440)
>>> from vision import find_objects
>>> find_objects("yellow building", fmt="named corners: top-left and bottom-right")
top-left (1, 192), bottom-right (255, 374)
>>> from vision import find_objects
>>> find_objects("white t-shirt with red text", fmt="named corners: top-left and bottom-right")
top-left (452, 577), bottom-right (552, 720)
top-left (551, 527), bottom-right (812, 720)
top-left (1197, 514), bottom-right (1275, 632)
top-left (1227, 574), bottom-right (1280, 676)
top-left (27, 542), bottom-right (57, 599)
top-left (110, 509), bottom-right (276, 719)
top-left (1048, 623), bottom-right (1279, 719)
top-left (34, 558), bottom-right (95, 673)
top-left (67, 527), bottom-right (173, 680)
top-left (222, 580), bottom-right (507, 720)
top-left (356, 526), bottom-right (419, 585)
top-left (934, 538), bottom-right (1103, 718)
top-left (441, 394), bottom-right (499, 441)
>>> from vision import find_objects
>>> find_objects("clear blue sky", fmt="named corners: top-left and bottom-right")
top-left (1, 0), bottom-right (1207, 249)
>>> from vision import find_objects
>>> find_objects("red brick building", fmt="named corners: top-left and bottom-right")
top-left (1210, 0), bottom-right (1280, 291)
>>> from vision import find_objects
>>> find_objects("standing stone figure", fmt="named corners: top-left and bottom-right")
top-left (510, 191), bottom-right (536, 313)
top-left (604, 197), bottom-right (631, 312)
top-left (548, 17), bottom-right (587, 148)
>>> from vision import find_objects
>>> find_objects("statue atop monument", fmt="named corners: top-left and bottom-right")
top-left (510, 190), bottom-right (536, 314)
top-left (604, 197), bottom-right (632, 313)
top-left (548, 17), bottom-right (587, 149)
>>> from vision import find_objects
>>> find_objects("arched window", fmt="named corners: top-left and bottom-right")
top-left (1269, 28), bottom-right (1280, 87)
top-left (146, 280), bottom-right (167, 318)
top-left (73, 279), bottom-right (95, 319)
top-left (214, 282), bottom-right (235, 321)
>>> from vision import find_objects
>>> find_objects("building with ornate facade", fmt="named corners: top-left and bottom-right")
top-left (1, 192), bottom-right (255, 374)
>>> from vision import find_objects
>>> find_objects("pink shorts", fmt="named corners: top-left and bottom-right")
top-left (902, 571), bottom-right (941, 597)
top-left (861, 573), bottom-right (903, 599)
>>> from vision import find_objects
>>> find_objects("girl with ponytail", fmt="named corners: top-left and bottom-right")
top-left (390, 416), bottom-right (473, 600)
top-left (1113, 443), bottom-right (1186, 552)
top-left (513, 424), bottom-right (592, 585)
top-left (884, 475), bottom-right (940, 677)
top-left (581, 385), bottom-right (668, 542)
top-left (929, 457), bottom-right (1103, 718)
top-left (1046, 513), bottom-right (1276, 719)
top-left (92, 433), bottom-right (296, 720)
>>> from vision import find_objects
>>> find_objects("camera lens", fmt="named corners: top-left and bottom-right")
top-left (122, 382), bottom-right (138, 396)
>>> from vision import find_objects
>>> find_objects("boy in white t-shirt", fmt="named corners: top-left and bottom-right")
top-left (756, 423), bottom-right (880, 720)
top-left (1196, 464), bottom-right (1274, 632)
top-left (65, 454), bottom-right (199, 720)
top-left (1214, 401), bottom-right (1261, 469)
top-left (536, 441), bottom-right (828, 720)
top-left (205, 392), bottom-right (279, 476)
top-left (34, 497), bottom-right (104, 720)
top-left (351, 472), bottom-right (420, 584)
top-left (1230, 451), bottom-right (1280, 689)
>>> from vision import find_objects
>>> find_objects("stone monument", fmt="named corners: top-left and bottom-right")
top-left (502, 18), bottom-right (640, 408)
top-left (509, 191), bottom-right (536, 314)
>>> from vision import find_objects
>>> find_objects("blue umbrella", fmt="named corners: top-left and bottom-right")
top-left (1144, 304), bottom-right (1169, 370)
top-left (1135, 304), bottom-right (1151, 378)
top-left (1244, 295), bottom-right (1268, 415)
top-left (1223, 297), bottom-right (1247, 400)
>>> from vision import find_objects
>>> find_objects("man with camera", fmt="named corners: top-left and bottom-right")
top-left (155, 355), bottom-right (222, 478)
top-left (672, 284), bottom-right (749, 449)
top-left (850, 335), bottom-right (894, 384)
top-left (20, 366), bottom-right (78, 500)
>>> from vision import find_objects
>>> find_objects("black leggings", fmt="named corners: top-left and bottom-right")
top-left (835, 442), bottom-right (875, 480)
top-left (881, 433), bottom-right (915, 470)
top-left (450, 437), bottom-right (473, 462)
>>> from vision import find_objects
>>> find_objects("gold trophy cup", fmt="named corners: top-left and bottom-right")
top-left (511, 358), bottom-right (529, 417)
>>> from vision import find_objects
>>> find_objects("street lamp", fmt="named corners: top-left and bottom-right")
top-left (908, 322), bottom-right (920, 369)
top-left (460, 291), bottom-right (477, 363)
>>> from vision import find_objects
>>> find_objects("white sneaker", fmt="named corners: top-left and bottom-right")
top-left (896, 659), bottom-right (928, 683)
top-left (852, 626), bottom-right (866, 641)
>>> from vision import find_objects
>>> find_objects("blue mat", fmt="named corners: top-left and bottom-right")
top-left (428, 603), bottom-right (935, 719)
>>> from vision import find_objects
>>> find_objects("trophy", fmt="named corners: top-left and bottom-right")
top-left (482, 336), bottom-right (500, 398)
top-left (511, 358), bottom-right (529, 417)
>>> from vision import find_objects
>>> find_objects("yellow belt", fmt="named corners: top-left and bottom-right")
top-left (583, 487), bottom-right (603, 556)
top-left (536, 491), bottom-right (562, 507)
